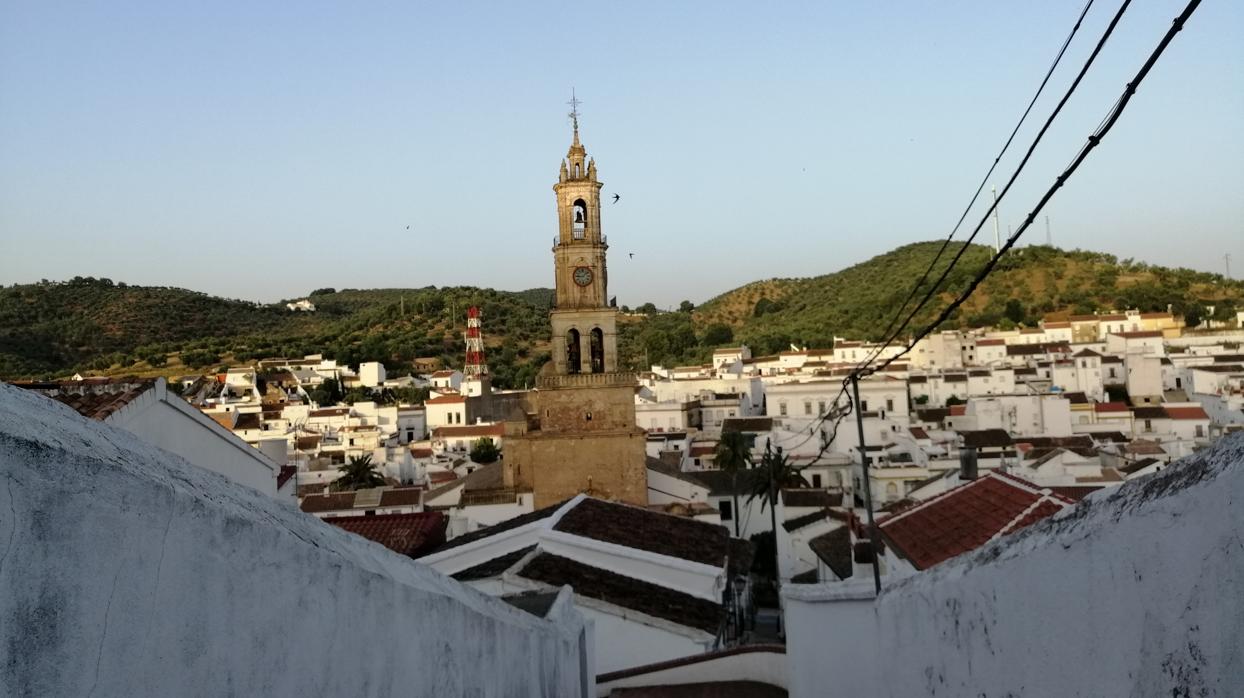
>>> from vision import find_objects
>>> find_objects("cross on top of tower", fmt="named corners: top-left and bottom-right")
top-left (567, 89), bottom-right (582, 144)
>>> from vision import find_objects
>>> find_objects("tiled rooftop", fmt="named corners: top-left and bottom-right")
top-left (879, 472), bottom-right (1073, 570)
top-left (518, 553), bottom-right (722, 633)
top-left (325, 512), bottom-right (446, 558)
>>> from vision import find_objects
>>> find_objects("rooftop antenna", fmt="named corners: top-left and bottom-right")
top-left (991, 186), bottom-right (1001, 253)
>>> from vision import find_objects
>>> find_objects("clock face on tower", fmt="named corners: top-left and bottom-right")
top-left (573, 267), bottom-right (594, 287)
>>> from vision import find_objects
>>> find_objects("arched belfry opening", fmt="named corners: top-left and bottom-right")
top-left (566, 328), bottom-right (581, 374)
top-left (590, 328), bottom-right (605, 373)
top-left (572, 199), bottom-right (587, 239)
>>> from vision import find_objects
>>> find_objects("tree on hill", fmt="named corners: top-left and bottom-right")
top-left (701, 323), bottom-right (733, 346)
top-left (1212, 303), bottom-right (1236, 325)
top-left (332, 454), bottom-right (386, 491)
top-left (679, 300), bottom-right (695, 313)
top-left (470, 437), bottom-right (500, 464)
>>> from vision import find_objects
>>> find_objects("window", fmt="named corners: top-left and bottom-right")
top-left (1144, 419), bottom-right (1152, 432)
top-left (885, 398), bottom-right (894, 412)
top-left (719, 500), bottom-right (733, 521)
top-left (818, 400), bottom-right (827, 414)
top-left (1195, 425), bottom-right (1204, 438)
top-left (812, 474), bottom-right (823, 488)
top-left (779, 402), bottom-right (787, 416)
top-left (804, 402), bottom-right (813, 415)
top-left (860, 400), bottom-right (869, 412)
top-left (885, 482), bottom-right (899, 499)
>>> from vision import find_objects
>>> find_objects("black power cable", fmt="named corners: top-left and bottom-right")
top-left (862, 0), bottom-right (1202, 378)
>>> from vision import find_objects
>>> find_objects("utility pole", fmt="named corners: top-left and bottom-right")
top-left (1045, 215), bottom-right (1052, 247)
top-left (1226, 253), bottom-right (1233, 280)
top-left (991, 186), bottom-right (1001, 254)
top-left (851, 375), bottom-right (882, 595)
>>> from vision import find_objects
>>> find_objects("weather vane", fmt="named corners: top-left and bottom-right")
top-left (567, 88), bottom-right (582, 134)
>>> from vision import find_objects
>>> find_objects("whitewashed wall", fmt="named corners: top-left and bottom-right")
top-left (784, 433), bottom-right (1244, 697)
top-left (0, 385), bottom-right (589, 698)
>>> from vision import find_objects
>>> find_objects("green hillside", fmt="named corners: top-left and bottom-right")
top-left (0, 278), bottom-right (554, 386)
top-left (619, 242), bottom-right (1243, 370)
top-left (4, 244), bottom-right (1241, 381)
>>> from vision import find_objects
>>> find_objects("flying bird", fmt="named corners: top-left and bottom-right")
top-left (628, 253), bottom-right (634, 259)
top-left (612, 193), bottom-right (621, 204)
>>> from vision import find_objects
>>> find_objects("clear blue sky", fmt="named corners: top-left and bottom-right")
top-left (2, 1), bottom-right (1240, 308)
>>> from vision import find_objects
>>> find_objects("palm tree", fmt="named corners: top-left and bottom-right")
top-left (714, 430), bottom-right (752, 537)
top-left (747, 440), bottom-right (810, 588)
top-left (332, 454), bottom-right (386, 491)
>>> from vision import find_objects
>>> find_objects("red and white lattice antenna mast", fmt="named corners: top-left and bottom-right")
top-left (464, 306), bottom-right (488, 379)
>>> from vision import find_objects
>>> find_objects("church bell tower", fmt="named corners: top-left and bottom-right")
top-left (549, 94), bottom-right (619, 376)
top-left (501, 93), bottom-right (648, 508)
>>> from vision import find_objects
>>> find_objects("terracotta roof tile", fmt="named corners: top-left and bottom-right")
top-left (879, 472), bottom-right (1072, 570)
top-left (42, 383), bottom-right (153, 421)
top-left (326, 512), bottom-right (446, 557)
top-left (1165, 406), bottom-right (1209, 420)
top-left (432, 423), bottom-right (504, 438)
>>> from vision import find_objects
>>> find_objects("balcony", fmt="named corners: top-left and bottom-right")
top-left (537, 371), bottom-right (636, 390)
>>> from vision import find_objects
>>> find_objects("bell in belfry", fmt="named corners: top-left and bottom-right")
top-left (575, 209), bottom-right (584, 223)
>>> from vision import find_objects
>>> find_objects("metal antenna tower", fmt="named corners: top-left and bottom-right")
top-left (464, 306), bottom-right (488, 379)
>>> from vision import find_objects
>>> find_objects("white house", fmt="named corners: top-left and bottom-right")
top-left (24, 378), bottom-right (290, 501)
top-left (420, 495), bottom-right (744, 675)
top-left (359, 361), bottom-right (387, 388)
top-left (428, 369), bottom-right (464, 393)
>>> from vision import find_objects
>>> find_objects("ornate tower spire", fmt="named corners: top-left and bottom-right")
top-left (568, 89), bottom-right (581, 146)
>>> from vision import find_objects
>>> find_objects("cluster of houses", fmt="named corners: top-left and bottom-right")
top-left (12, 308), bottom-right (1243, 680)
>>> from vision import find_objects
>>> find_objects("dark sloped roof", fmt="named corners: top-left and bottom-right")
top-left (299, 492), bottom-right (357, 513)
top-left (808, 526), bottom-right (853, 580)
top-left (646, 457), bottom-right (710, 489)
top-left (781, 489), bottom-right (842, 508)
top-left (325, 512), bottom-right (446, 558)
top-left (961, 429), bottom-right (1014, 448)
top-left (782, 509), bottom-right (830, 533)
top-left (721, 417), bottom-right (773, 433)
top-left (915, 408), bottom-right (949, 423)
top-left (790, 568), bottom-right (820, 584)
top-left (452, 545), bottom-right (537, 581)
top-left (554, 498), bottom-right (729, 567)
top-left (518, 553), bottom-right (722, 633)
top-left (1119, 457), bottom-right (1161, 475)
top-left (501, 591), bottom-right (560, 618)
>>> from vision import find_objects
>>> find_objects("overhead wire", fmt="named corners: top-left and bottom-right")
top-left (861, 0), bottom-right (1203, 379)
top-left (854, 0), bottom-right (1098, 375)
top-left (784, 0), bottom-right (1201, 465)
top-left (860, 0), bottom-right (1135, 374)
top-left (781, 0), bottom-right (1109, 458)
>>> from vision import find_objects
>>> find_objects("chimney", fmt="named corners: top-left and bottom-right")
top-left (960, 445), bottom-right (978, 481)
